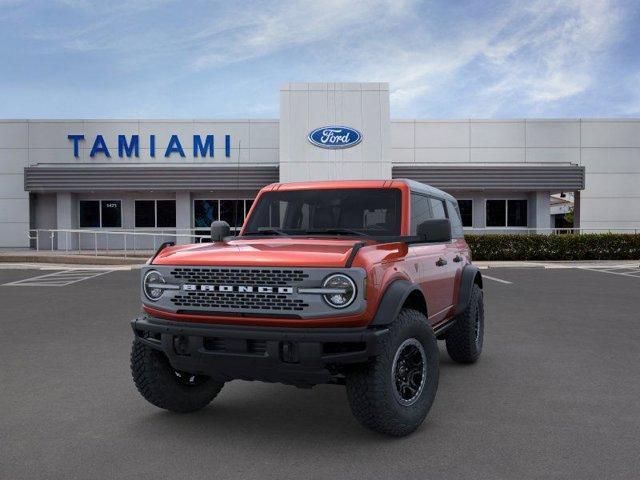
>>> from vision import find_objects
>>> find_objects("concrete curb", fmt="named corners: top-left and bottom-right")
top-left (0, 255), bottom-right (145, 266)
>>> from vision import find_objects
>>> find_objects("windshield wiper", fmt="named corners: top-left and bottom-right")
top-left (305, 228), bottom-right (369, 237)
top-left (244, 228), bottom-right (288, 236)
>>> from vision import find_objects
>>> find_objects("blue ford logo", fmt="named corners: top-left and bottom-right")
top-left (308, 126), bottom-right (362, 149)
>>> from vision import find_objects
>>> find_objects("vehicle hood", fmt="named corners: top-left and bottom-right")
top-left (152, 238), bottom-right (368, 268)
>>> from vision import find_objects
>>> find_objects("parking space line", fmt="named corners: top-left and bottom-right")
top-left (577, 266), bottom-right (640, 279)
top-left (2, 269), bottom-right (115, 287)
top-left (482, 275), bottom-right (513, 284)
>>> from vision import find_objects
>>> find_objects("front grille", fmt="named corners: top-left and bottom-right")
top-left (171, 292), bottom-right (309, 311)
top-left (170, 267), bottom-right (309, 286)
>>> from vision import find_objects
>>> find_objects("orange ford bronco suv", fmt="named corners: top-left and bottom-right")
top-left (131, 179), bottom-right (484, 436)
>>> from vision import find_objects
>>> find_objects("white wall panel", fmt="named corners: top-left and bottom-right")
top-left (414, 122), bottom-right (468, 148)
top-left (526, 121), bottom-right (580, 147)
top-left (0, 221), bottom-right (30, 247)
top-left (0, 198), bottom-right (29, 222)
top-left (391, 122), bottom-right (414, 149)
top-left (470, 121), bottom-right (525, 147)
top-left (470, 148), bottom-right (525, 163)
top-left (249, 122), bottom-right (278, 149)
top-left (28, 121), bottom-right (84, 148)
top-left (0, 174), bottom-right (28, 198)
top-left (580, 148), bottom-right (640, 172)
top-left (0, 122), bottom-right (28, 148)
top-left (526, 148), bottom-right (580, 164)
top-left (581, 121), bottom-right (640, 147)
top-left (0, 149), bottom-right (29, 173)
top-left (414, 148), bottom-right (469, 163)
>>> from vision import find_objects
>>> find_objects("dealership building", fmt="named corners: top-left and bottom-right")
top-left (0, 82), bottom-right (638, 249)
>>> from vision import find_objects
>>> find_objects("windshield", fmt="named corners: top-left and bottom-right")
top-left (243, 188), bottom-right (402, 236)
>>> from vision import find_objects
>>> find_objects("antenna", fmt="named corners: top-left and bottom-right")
top-left (233, 139), bottom-right (242, 232)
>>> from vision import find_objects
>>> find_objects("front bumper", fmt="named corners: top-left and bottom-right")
top-left (131, 315), bottom-right (388, 387)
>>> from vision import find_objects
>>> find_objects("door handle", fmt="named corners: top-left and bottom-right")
top-left (436, 257), bottom-right (448, 267)
top-left (453, 255), bottom-right (463, 263)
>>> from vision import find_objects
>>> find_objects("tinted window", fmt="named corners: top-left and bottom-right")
top-left (446, 200), bottom-right (464, 238)
top-left (220, 200), bottom-right (244, 228)
top-left (79, 201), bottom-right (100, 228)
top-left (429, 198), bottom-right (447, 219)
top-left (194, 200), bottom-right (219, 228)
top-left (508, 200), bottom-right (528, 227)
top-left (458, 200), bottom-right (473, 227)
top-left (157, 200), bottom-right (176, 228)
top-left (245, 189), bottom-right (402, 236)
top-left (135, 201), bottom-right (155, 228)
top-left (486, 200), bottom-right (506, 227)
top-left (101, 201), bottom-right (121, 228)
top-left (410, 194), bottom-right (432, 235)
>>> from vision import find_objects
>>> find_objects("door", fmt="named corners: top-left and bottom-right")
top-left (410, 193), bottom-right (457, 323)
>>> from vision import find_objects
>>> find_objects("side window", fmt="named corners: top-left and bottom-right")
top-left (446, 200), bottom-right (464, 238)
top-left (429, 197), bottom-right (447, 219)
top-left (410, 193), bottom-right (432, 235)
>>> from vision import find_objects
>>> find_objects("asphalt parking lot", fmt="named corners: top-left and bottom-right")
top-left (1, 266), bottom-right (639, 480)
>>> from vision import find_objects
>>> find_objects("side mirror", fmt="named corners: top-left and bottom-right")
top-left (417, 218), bottom-right (452, 243)
top-left (210, 220), bottom-right (231, 243)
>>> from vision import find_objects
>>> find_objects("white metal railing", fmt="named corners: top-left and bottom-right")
top-left (27, 228), bottom-right (218, 257)
top-left (26, 227), bottom-right (640, 257)
top-left (464, 227), bottom-right (640, 234)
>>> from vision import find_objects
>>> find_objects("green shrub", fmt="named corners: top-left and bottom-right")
top-left (465, 233), bottom-right (640, 261)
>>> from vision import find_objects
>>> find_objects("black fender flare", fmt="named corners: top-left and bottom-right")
top-left (370, 279), bottom-right (426, 326)
top-left (454, 265), bottom-right (483, 316)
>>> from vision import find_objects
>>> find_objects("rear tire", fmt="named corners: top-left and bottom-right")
top-left (445, 283), bottom-right (484, 363)
top-left (131, 340), bottom-right (224, 413)
top-left (345, 308), bottom-right (439, 437)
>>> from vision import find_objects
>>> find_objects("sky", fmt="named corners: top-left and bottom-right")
top-left (0, 0), bottom-right (638, 119)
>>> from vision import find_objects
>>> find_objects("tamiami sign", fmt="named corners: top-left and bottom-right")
top-left (67, 134), bottom-right (232, 158)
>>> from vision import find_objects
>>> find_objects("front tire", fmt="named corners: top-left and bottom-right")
top-left (131, 340), bottom-right (224, 413)
top-left (445, 283), bottom-right (484, 363)
top-left (345, 308), bottom-right (439, 437)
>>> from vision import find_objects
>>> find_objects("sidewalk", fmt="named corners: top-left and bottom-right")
top-left (0, 249), bottom-right (148, 266)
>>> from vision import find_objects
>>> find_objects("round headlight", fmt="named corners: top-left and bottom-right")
top-left (322, 274), bottom-right (356, 309)
top-left (143, 270), bottom-right (165, 301)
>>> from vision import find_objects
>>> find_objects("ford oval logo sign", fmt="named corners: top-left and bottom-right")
top-left (308, 126), bottom-right (362, 149)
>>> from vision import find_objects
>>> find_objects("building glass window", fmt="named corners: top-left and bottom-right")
top-left (507, 200), bottom-right (528, 227)
top-left (135, 201), bottom-right (155, 228)
top-left (79, 201), bottom-right (100, 228)
top-left (194, 199), bottom-right (254, 230)
top-left (101, 201), bottom-right (122, 228)
top-left (220, 200), bottom-right (244, 228)
top-left (486, 200), bottom-right (507, 227)
top-left (80, 200), bottom-right (121, 228)
top-left (458, 200), bottom-right (473, 227)
top-left (135, 200), bottom-right (176, 228)
top-left (486, 199), bottom-right (528, 227)
top-left (410, 193), bottom-right (432, 235)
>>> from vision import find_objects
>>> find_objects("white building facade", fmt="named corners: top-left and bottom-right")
top-left (1, 82), bottom-right (638, 249)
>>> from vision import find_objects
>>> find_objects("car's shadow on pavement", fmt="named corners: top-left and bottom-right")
top-left (124, 347), bottom-right (473, 446)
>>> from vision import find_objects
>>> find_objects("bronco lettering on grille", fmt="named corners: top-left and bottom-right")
top-left (182, 285), bottom-right (294, 294)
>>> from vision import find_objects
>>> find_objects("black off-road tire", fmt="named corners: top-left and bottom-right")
top-left (131, 340), bottom-right (224, 413)
top-left (445, 283), bottom-right (484, 363)
top-left (345, 308), bottom-right (439, 437)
